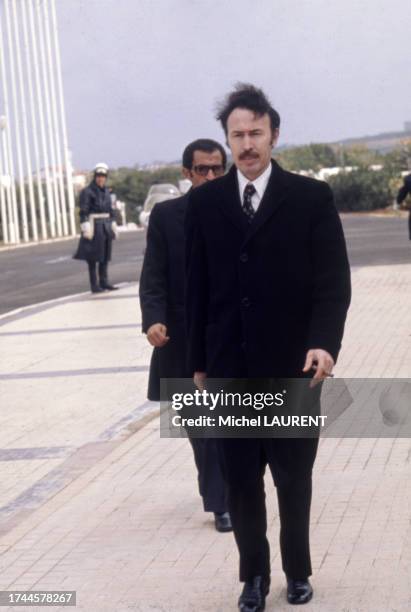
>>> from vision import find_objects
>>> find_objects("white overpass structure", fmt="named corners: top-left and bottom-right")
top-left (0, 0), bottom-right (75, 244)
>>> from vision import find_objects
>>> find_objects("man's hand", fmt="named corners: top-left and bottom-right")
top-left (111, 221), bottom-right (119, 238)
top-left (303, 349), bottom-right (335, 388)
top-left (146, 323), bottom-right (170, 347)
top-left (80, 221), bottom-right (93, 240)
top-left (194, 371), bottom-right (207, 391)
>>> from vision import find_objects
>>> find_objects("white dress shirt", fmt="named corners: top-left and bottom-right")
top-left (237, 162), bottom-right (272, 212)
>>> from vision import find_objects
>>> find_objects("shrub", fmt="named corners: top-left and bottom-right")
top-left (327, 167), bottom-right (395, 212)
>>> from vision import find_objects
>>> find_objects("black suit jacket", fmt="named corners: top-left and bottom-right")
top-left (185, 159), bottom-right (351, 378)
top-left (139, 194), bottom-right (188, 400)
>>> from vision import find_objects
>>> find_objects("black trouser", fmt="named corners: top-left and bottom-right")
top-left (87, 225), bottom-right (111, 289)
top-left (217, 436), bottom-right (319, 582)
top-left (188, 438), bottom-right (228, 514)
top-left (88, 260), bottom-right (109, 289)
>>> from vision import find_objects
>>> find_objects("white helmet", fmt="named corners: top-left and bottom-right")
top-left (94, 162), bottom-right (109, 175)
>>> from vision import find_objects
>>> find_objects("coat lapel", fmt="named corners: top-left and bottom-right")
top-left (216, 165), bottom-right (249, 233)
top-left (243, 159), bottom-right (290, 244)
top-left (216, 160), bottom-right (290, 238)
top-left (176, 192), bottom-right (189, 214)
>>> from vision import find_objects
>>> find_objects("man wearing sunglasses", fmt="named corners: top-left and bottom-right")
top-left (139, 139), bottom-right (232, 533)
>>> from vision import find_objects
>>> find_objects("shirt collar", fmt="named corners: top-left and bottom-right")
top-left (237, 161), bottom-right (272, 199)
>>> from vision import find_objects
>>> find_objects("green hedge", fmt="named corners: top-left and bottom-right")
top-left (327, 168), bottom-right (395, 212)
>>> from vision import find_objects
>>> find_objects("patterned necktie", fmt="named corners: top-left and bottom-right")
top-left (242, 183), bottom-right (256, 221)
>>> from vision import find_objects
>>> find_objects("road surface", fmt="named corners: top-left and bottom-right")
top-left (0, 216), bottom-right (409, 316)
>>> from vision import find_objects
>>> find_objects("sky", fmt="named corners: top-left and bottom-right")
top-left (56, 0), bottom-right (411, 170)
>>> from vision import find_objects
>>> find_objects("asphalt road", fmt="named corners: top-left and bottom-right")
top-left (0, 216), bottom-right (409, 316)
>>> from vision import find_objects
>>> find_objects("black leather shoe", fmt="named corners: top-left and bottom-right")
top-left (100, 283), bottom-right (119, 291)
top-left (91, 285), bottom-right (104, 293)
top-left (214, 512), bottom-right (232, 532)
top-left (286, 577), bottom-right (313, 605)
top-left (238, 576), bottom-right (270, 611)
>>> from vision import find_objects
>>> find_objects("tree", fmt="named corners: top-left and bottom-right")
top-left (383, 139), bottom-right (411, 174)
top-left (276, 143), bottom-right (337, 172)
top-left (339, 144), bottom-right (382, 167)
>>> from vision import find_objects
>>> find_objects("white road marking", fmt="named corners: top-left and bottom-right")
top-left (44, 256), bottom-right (71, 264)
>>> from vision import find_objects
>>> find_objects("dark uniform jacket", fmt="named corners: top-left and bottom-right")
top-left (185, 159), bottom-right (351, 379)
top-left (396, 173), bottom-right (411, 239)
top-left (139, 194), bottom-right (188, 400)
top-left (73, 181), bottom-right (116, 262)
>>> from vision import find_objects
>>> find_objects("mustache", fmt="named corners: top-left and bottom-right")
top-left (239, 151), bottom-right (259, 160)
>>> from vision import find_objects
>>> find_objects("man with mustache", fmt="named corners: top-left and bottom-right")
top-left (185, 84), bottom-right (351, 610)
top-left (140, 139), bottom-right (232, 533)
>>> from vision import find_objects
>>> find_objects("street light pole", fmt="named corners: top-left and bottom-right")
top-left (4, 0), bottom-right (29, 242)
top-left (50, 0), bottom-right (76, 236)
top-left (27, 0), bottom-right (56, 238)
top-left (0, 18), bottom-right (18, 243)
top-left (0, 115), bottom-right (15, 244)
top-left (43, 0), bottom-right (67, 235)
top-left (35, 0), bottom-right (62, 236)
top-left (11, 0), bottom-right (38, 241)
top-left (21, 0), bottom-right (47, 240)
top-left (0, 119), bottom-right (8, 244)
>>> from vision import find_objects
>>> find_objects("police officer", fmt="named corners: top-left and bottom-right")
top-left (74, 163), bottom-right (119, 293)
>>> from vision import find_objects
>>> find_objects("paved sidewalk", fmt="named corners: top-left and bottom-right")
top-left (0, 265), bottom-right (410, 611)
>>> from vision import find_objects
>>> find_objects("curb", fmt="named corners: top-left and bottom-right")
top-left (0, 281), bottom-right (137, 323)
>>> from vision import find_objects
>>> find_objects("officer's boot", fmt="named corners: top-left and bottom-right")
top-left (98, 261), bottom-right (118, 290)
top-left (88, 261), bottom-right (103, 293)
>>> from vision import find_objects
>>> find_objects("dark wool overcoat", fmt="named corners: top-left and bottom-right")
top-left (73, 181), bottom-right (116, 263)
top-left (139, 194), bottom-right (188, 400)
top-left (185, 159), bottom-right (351, 379)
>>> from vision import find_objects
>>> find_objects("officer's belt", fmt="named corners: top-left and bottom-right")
top-left (87, 213), bottom-right (111, 240)
top-left (89, 213), bottom-right (110, 220)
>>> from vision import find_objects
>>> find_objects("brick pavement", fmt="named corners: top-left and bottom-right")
top-left (0, 264), bottom-right (410, 611)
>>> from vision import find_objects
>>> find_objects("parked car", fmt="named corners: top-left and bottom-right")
top-left (139, 183), bottom-right (180, 226)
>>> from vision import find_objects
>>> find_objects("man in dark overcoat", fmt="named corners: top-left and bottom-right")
top-left (74, 162), bottom-right (118, 293)
top-left (185, 84), bottom-right (351, 610)
top-left (139, 139), bottom-right (232, 532)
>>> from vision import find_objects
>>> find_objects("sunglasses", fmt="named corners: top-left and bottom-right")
top-left (192, 164), bottom-right (225, 177)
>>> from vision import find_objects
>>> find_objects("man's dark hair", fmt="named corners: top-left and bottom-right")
top-left (182, 139), bottom-right (227, 170)
top-left (216, 83), bottom-right (280, 135)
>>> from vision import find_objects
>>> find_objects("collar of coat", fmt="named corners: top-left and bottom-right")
top-left (217, 158), bottom-right (291, 240)
top-left (90, 180), bottom-right (109, 195)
